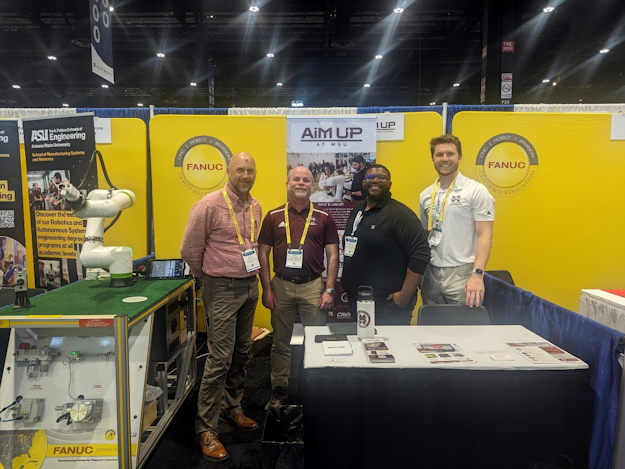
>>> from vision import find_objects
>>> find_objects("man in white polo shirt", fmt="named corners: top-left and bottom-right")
top-left (419, 134), bottom-right (495, 308)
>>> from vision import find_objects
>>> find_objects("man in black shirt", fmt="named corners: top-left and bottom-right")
top-left (342, 164), bottom-right (430, 324)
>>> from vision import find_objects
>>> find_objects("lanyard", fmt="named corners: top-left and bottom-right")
top-left (351, 210), bottom-right (363, 236)
top-left (285, 203), bottom-right (314, 249)
top-left (427, 175), bottom-right (459, 230)
top-left (222, 186), bottom-right (255, 247)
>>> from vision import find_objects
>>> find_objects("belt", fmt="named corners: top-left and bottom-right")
top-left (276, 273), bottom-right (321, 285)
top-left (206, 275), bottom-right (256, 282)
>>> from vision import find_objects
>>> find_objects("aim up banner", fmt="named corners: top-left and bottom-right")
top-left (286, 115), bottom-right (377, 321)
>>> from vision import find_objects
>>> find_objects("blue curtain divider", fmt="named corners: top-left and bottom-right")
top-left (357, 105), bottom-right (443, 114)
top-left (152, 107), bottom-right (228, 116)
top-left (77, 107), bottom-right (152, 125)
top-left (483, 274), bottom-right (624, 469)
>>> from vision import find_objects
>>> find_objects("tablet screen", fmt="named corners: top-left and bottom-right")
top-left (148, 259), bottom-right (186, 279)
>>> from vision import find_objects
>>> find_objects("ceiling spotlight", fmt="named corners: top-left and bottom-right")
top-left (542, 79), bottom-right (550, 83)
top-left (62, 103), bottom-right (69, 107)
top-left (599, 48), bottom-right (610, 54)
top-left (209, 15), bottom-right (214, 18)
top-left (579, 99), bottom-right (583, 102)
top-left (277, 82), bottom-right (283, 86)
top-left (250, 6), bottom-right (259, 12)
top-left (12, 84), bottom-right (20, 89)
top-left (101, 84), bottom-right (109, 88)
top-left (137, 103), bottom-right (144, 107)
top-left (190, 82), bottom-right (197, 86)
top-left (552, 82), bottom-right (557, 86)
top-left (266, 53), bottom-right (275, 58)
top-left (48, 55), bottom-right (57, 61)
top-left (543, 6), bottom-right (555, 13)
top-left (109, 6), bottom-right (114, 12)
top-left (156, 53), bottom-right (165, 58)
top-left (453, 83), bottom-right (461, 87)
top-left (394, 8), bottom-right (404, 14)
top-left (364, 83), bottom-right (371, 88)
top-left (430, 102), bottom-right (436, 105)
top-left (375, 55), bottom-right (383, 60)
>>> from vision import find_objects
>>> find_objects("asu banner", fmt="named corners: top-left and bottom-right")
top-left (22, 114), bottom-right (97, 290)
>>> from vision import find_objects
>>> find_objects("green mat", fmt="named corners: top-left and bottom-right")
top-left (0, 277), bottom-right (192, 320)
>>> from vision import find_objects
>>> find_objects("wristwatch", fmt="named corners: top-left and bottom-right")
top-left (325, 288), bottom-right (336, 295)
top-left (473, 268), bottom-right (484, 276)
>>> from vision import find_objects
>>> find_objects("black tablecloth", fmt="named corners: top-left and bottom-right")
top-left (303, 367), bottom-right (592, 469)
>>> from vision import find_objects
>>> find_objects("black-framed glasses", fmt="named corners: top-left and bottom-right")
top-left (364, 174), bottom-right (389, 181)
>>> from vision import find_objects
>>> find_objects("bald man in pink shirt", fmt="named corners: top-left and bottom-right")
top-left (181, 152), bottom-right (262, 462)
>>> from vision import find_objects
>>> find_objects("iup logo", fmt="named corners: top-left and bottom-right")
top-left (357, 310), bottom-right (371, 328)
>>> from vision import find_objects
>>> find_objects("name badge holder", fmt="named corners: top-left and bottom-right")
top-left (284, 203), bottom-right (313, 269)
top-left (243, 249), bottom-right (261, 272)
top-left (344, 210), bottom-right (363, 257)
top-left (427, 176), bottom-right (458, 246)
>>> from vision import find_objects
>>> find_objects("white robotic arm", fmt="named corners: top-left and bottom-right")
top-left (61, 181), bottom-right (137, 287)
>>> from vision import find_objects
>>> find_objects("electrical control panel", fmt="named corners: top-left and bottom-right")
top-left (14, 398), bottom-right (45, 423)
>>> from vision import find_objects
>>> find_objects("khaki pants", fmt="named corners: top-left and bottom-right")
top-left (270, 276), bottom-right (326, 389)
top-left (195, 275), bottom-right (258, 434)
top-left (421, 263), bottom-right (473, 305)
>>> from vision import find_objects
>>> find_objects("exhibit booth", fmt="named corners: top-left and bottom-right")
top-left (0, 104), bottom-right (624, 469)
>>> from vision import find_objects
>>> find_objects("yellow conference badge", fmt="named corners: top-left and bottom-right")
top-left (476, 133), bottom-right (539, 197)
top-left (174, 136), bottom-right (233, 197)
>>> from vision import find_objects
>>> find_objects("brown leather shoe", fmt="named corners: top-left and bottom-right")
top-left (196, 431), bottom-right (229, 462)
top-left (219, 407), bottom-right (259, 431)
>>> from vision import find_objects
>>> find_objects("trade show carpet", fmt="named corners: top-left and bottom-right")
top-left (143, 335), bottom-right (302, 469)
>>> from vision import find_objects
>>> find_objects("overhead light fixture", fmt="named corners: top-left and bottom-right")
top-left (101, 84), bottom-right (109, 88)
top-left (552, 82), bottom-right (557, 86)
top-left (579, 99), bottom-right (583, 102)
top-left (599, 48), bottom-right (610, 54)
top-left (209, 15), bottom-right (214, 18)
top-left (250, 6), bottom-right (259, 12)
top-left (364, 83), bottom-right (371, 88)
top-left (62, 103), bottom-right (69, 107)
top-left (430, 102), bottom-right (436, 105)
top-left (291, 100), bottom-right (304, 107)
top-left (542, 79), bottom-right (550, 83)
top-left (156, 53), bottom-right (165, 58)
top-left (453, 83), bottom-right (461, 87)
top-left (12, 84), bottom-right (20, 89)
top-left (543, 6), bottom-right (555, 13)
top-left (190, 82), bottom-right (197, 86)
top-left (394, 8), bottom-right (404, 14)
top-left (137, 103), bottom-right (144, 107)
top-left (109, 6), bottom-right (114, 12)
top-left (375, 55), bottom-right (383, 60)
top-left (277, 82), bottom-right (283, 86)
top-left (48, 55), bottom-right (57, 61)
top-left (266, 53), bottom-right (275, 58)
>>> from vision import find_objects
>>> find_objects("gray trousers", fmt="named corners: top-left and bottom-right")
top-left (195, 275), bottom-right (258, 434)
top-left (421, 263), bottom-right (473, 305)
top-left (270, 276), bottom-right (326, 390)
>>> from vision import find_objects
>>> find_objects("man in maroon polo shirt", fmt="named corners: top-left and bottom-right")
top-left (181, 151), bottom-right (262, 463)
top-left (259, 166), bottom-right (339, 409)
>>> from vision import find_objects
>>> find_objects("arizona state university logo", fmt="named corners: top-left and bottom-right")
top-left (174, 136), bottom-right (232, 196)
top-left (475, 133), bottom-right (538, 196)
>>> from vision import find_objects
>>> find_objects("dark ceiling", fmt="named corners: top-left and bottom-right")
top-left (1, 0), bottom-right (624, 109)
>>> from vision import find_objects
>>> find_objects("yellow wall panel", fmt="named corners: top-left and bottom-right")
top-left (454, 111), bottom-right (625, 312)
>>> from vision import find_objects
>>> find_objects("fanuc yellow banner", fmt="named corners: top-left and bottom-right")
top-left (454, 111), bottom-right (625, 312)
top-left (149, 115), bottom-right (287, 260)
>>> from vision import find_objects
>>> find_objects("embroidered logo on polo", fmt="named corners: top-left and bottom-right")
top-left (449, 195), bottom-right (462, 206)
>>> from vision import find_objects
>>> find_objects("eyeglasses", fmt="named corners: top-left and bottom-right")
top-left (364, 174), bottom-right (389, 181)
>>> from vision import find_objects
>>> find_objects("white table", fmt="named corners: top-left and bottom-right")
top-left (579, 289), bottom-right (625, 332)
top-left (304, 325), bottom-right (588, 370)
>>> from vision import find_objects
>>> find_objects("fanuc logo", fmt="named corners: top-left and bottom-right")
top-left (174, 136), bottom-right (232, 197)
top-left (31, 129), bottom-right (49, 142)
top-left (475, 133), bottom-right (539, 197)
